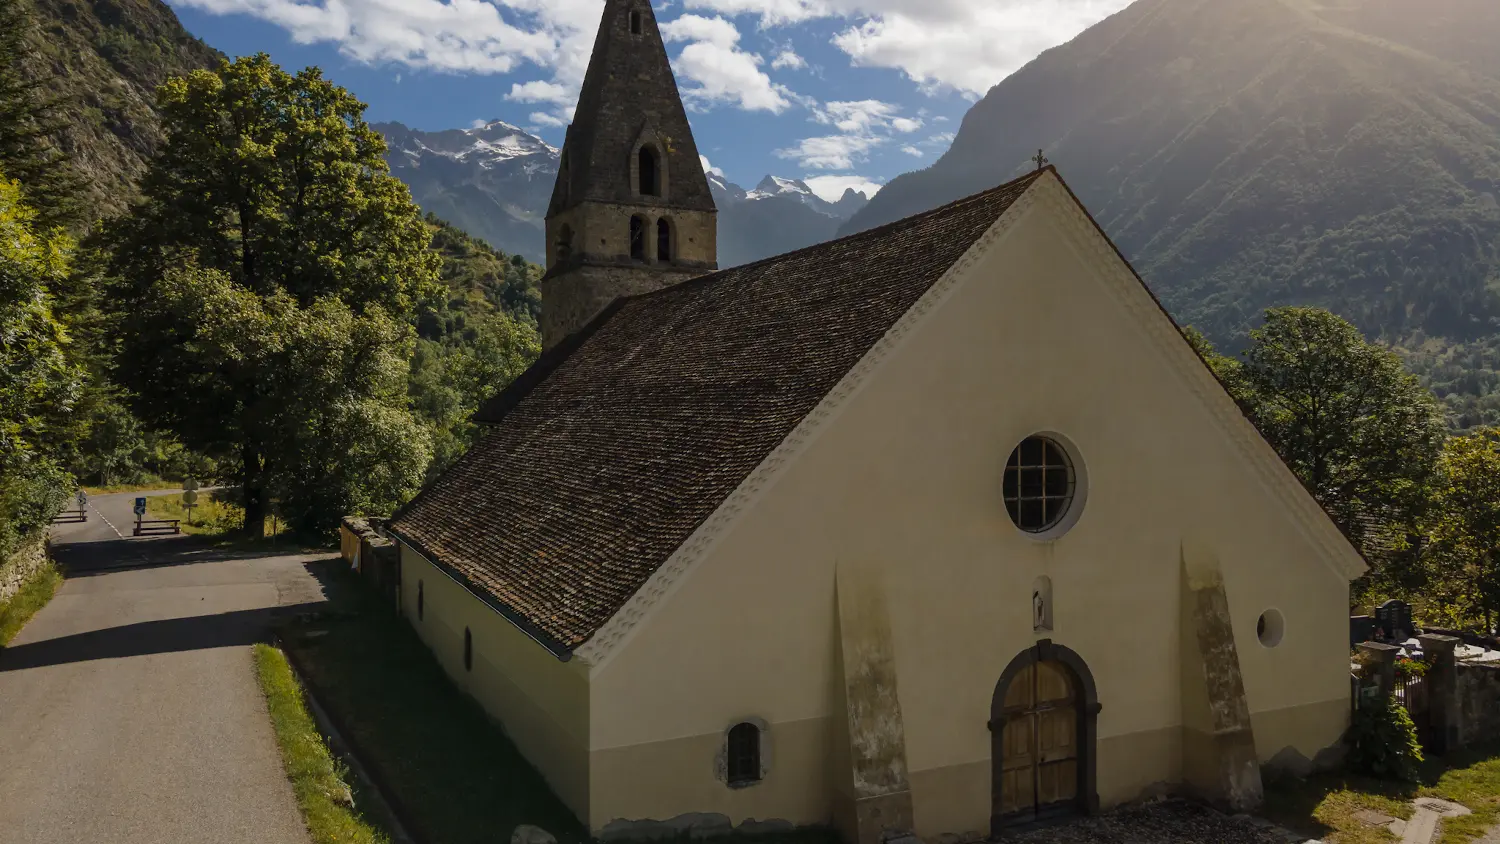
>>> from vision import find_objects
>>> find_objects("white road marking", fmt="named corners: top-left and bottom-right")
top-left (89, 502), bottom-right (124, 539)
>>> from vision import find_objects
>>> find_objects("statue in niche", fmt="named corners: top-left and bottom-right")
top-left (1032, 576), bottom-right (1053, 632)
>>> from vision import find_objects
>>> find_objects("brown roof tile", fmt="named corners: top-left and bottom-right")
top-left (387, 169), bottom-right (1045, 655)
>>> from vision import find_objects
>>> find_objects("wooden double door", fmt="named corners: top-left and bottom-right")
top-left (993, 659), bottom-right (1080, 824)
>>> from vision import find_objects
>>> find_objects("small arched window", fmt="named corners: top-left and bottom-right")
top-left (464, 627), bottom-right (473, 671)
top-left (629, 9), bottom-right (642, 34)
top-left (556, 224), bottom-right (574, 263)
top-left (638, 145), bottom-right (660, 197)
top-left (656, 217), bottom-right (673, 262)
top-left (726, 722), bottom-right (761, 786)
top-left (417, 581), bottom-right (424, 620)
top-left (630, 215), bottom-right (647, 260)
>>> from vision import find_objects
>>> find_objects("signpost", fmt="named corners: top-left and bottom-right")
top-left (182, 479), bottom-right (199, 526)
top-left (75, 489), bottom-right (88, 522)
top-left (133, 496), bottom-right (147, 535)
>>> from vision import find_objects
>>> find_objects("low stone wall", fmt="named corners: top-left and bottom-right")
top-left (1456, 661), bottom-right (1500, 748)
top-left (339, 516), bottom-right (399, 610)
top-left (0, 532), bottom-right (50, 606)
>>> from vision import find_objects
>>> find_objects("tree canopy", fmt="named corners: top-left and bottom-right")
top-left (100, 53), bottom-right (441, 535)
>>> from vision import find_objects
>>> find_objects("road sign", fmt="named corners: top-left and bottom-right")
top-left (182, 489), bottom-right (198, 506)
top-left (183, 478), bottom-right (199, 491)
top-left (76, 489), bottom-right (87, 507)
top-left (133, 497), bottom-right (147, 517)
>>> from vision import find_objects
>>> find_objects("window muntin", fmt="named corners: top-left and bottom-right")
top-left (1003, 436), bottom-right (1075, 533)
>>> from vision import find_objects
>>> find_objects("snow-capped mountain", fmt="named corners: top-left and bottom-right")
top-left (376, 119), bottom-right (559, 261)
top-left (713, 175), bottom-right (869, 267)
top-left (378, 120), bottom-right (868, 267)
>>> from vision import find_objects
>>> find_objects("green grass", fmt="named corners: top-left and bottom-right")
top-left (0, 559), bottom-right (63, 647)
top-left (146, 492), bottom-right (290, 539)
top-left (279, 563), bottom-right (835, 844)
top-left (253, 643), bottom-right (391, 844)
top-left (1263, 743), bottom-right (1500, 843)
top-left (81, 479), bottom-right (183, 495)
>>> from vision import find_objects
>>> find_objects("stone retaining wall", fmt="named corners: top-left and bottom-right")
top-left (0, 532), bottom-right (50, 606)
top-left (1456, 661), bottom-right (1500, 748)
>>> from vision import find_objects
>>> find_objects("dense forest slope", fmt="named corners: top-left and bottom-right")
top-left (25, 0), bottom-right (221, 217)
top-left (844, 0), bottom-right (1500, 424)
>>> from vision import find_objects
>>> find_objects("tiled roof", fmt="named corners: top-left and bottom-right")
top-left (387, 169), bottom-right (1045, 654)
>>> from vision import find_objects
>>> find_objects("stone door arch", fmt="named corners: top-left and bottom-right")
top-left (989, 639), bottom-right (1100, 833)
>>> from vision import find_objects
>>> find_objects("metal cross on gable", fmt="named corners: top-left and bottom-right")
top-left (1032, 149), bottom-right (1049, 171)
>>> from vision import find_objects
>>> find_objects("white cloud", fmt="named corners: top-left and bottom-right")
top-left (929, 131), bottom-right (955, 144)
top-left (890, 116), bottom-right (922, 133)
top-left (507, 79), bottom-right (571, 104)
top-left (775, 134), bottom-right (883, 169)
top-left (900, 145), bottom-right (922, 157)
top-left (659, 14), bottom-right (797, 113)
top-left (471, 118), bottom-right (489, 129)
top-left (814, 99), bottom-right (898, 133)
top-left (530, 111), bottom-right (567, 127)
top-left (771, 49), bottom-right (806, 70)
top-left (684, 0), bottom-right (1132, 94)
top-left (804, 174), bottom-right (883, 202)
top-left (700, 154), bottom-right (726, 177)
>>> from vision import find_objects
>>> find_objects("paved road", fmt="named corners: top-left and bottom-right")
top-left (0, 490), bottom-right (327, 844)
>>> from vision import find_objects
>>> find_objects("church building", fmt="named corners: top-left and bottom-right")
top-left (384, 1), bottom-right (1364, 841)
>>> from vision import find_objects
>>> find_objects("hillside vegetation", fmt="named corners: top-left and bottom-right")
top-left (845, 0), bottom-right (1500, 427)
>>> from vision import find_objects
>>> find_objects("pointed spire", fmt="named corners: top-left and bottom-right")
top-left (548, 0), bottom-right (716, 216)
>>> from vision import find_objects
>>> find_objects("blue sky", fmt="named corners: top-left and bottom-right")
top-left (166, 0), bottom-right (1131, 201)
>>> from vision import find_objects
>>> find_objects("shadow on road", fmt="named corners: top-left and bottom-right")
top-left (53, 535), bottom-right (337, 577)
top-left (0, 600), bottom-right (330, 672)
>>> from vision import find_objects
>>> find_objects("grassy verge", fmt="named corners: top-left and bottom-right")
top-left (253, 642), bottom-right (391, 844)
top-left (147, 493), bottom-right (291, 539)
top-left (280, 562), bottom-right (834, 844)
top-left (0, 559), bottom-right (63, 646)
top-left (1263, 744), bottom-right (1500, 843)
top-left (81, 479), bottom-right (183, 495)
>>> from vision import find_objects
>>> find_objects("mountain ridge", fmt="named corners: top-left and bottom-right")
top-left (378, 119), bottom-right (868, 266)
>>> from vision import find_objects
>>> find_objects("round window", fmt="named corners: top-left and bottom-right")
top-left (1257, 609), bottom-right (1285, 648)
top-left (1003, 436), bottom-right (1076, 533)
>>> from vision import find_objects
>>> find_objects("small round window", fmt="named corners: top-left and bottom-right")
top-left (1003, 436), bottom-right (1076, 533)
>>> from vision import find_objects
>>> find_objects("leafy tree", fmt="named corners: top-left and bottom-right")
top-left (1425, 429), bottom-right (1500, 633)
top-left (1190, 308), bottom-right (1447, 579)
top-left (100, 54), bottom-right (440, 535)
top-left (0, 0), bottom-right (85, 229)
top-left (0, 170), bottom-right (81, 556)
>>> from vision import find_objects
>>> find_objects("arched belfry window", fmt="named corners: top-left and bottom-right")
top-left (656, 217), bottom-right (673, 261)
top-left (630, 215), bottom-right (647, 260)
top-left (638, 145), bottom-right (661, 197)
top-left (556, 224), bottom-right (574, 263)
top-left (726, 722), bottom-right (762, 786)
top-left (629, 9), bottom-right (642, 34)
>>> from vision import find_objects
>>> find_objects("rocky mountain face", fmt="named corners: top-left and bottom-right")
top-left (376, 120), bottom-right (560, 265)
top-left (27, 0), bottom-right (222, 218)
top-left (377, 120), bottom-right (867, 266)
top-left (843, 0), bottom-right (1500, 363)
top-left (711, 174), bottom-right (867, 268)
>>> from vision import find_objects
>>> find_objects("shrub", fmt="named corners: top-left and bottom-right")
top-left (1347, 695), bottom-right (1424, 782)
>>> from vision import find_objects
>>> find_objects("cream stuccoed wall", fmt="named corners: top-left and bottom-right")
top-left (397, 544), bottom-right (594, 820)
top-left (585, 175), bottom-right (1354, 838)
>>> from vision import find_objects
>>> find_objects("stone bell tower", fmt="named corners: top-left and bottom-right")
top-left (540, 0), bottom-right (719, 349)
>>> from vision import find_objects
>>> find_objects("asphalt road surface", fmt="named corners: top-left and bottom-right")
top-left (0, 489), bottom-right (327, 844)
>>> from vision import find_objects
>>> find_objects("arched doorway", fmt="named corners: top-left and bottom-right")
top-left (989, 639), bottom-right (1100, 833)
